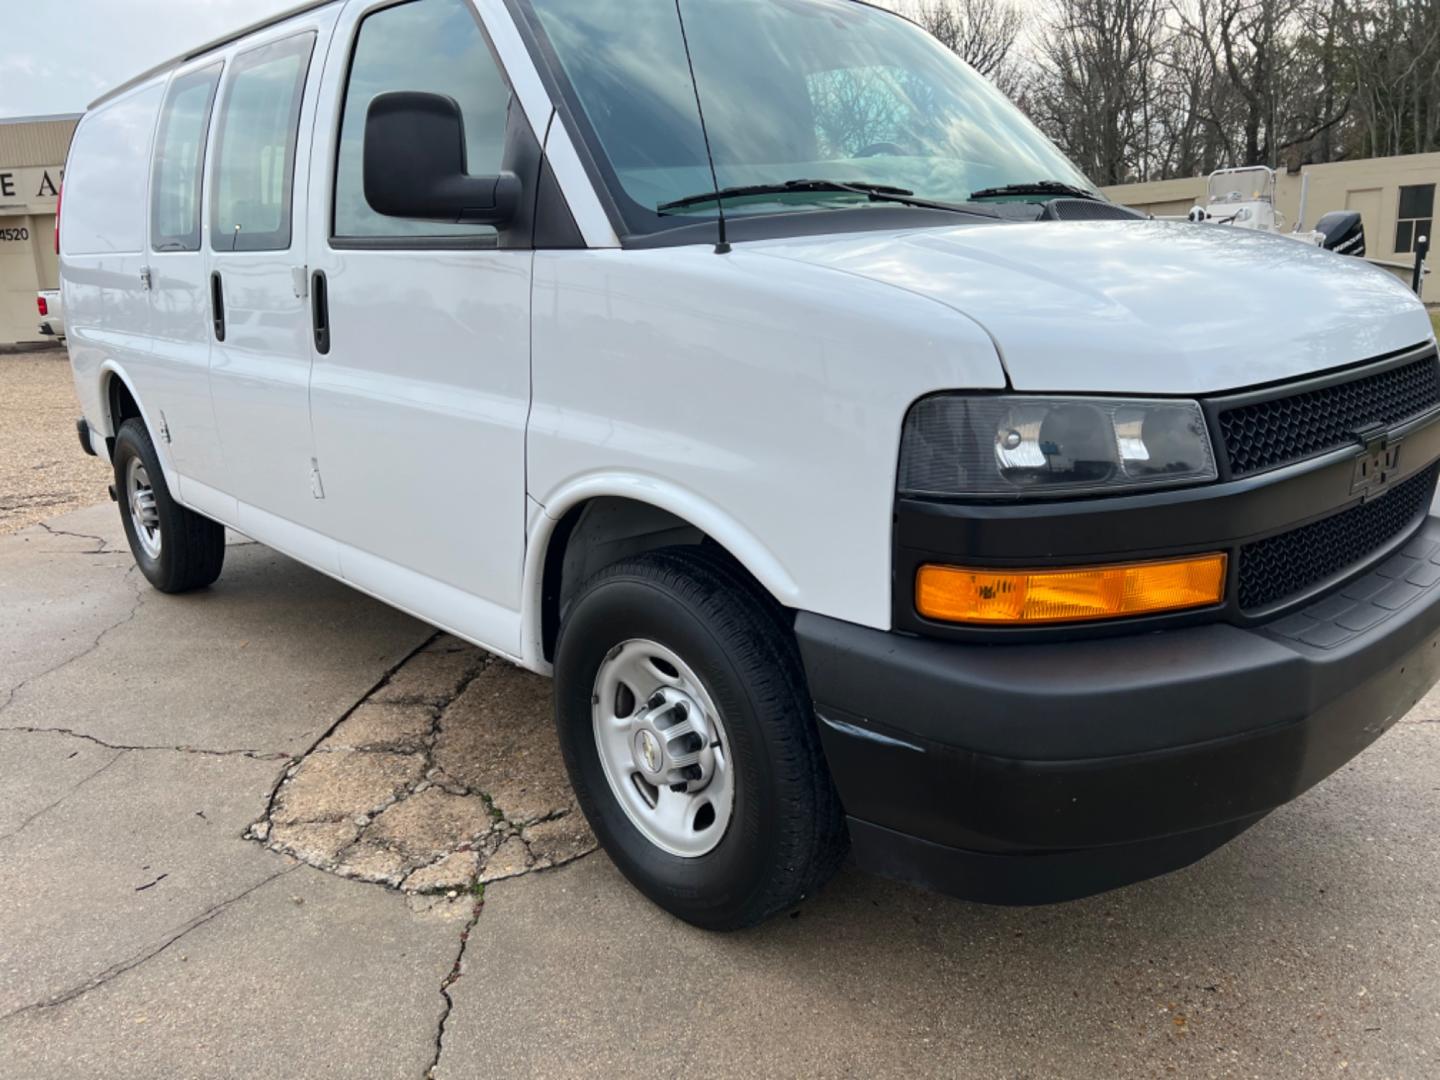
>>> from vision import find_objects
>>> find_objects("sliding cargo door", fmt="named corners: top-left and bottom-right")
top-left (146, 60), bottom-right (226, 490)
top-left (205, 17), bottom-right (334, 558)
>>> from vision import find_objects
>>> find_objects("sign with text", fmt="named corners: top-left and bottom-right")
top-left (0, 166), bottom-right (64, 214)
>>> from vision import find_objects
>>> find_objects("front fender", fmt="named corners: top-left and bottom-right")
top-left (519, 474), bottom-right (801, 671)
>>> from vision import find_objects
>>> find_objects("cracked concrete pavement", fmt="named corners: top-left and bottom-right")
top-left (253, 635), bottom-right (595, 892)
top-left (4, 501), bottom-right (1440, 1077)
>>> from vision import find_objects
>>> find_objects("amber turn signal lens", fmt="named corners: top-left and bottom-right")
top-left (916, 554), bottom-right (1228, 626)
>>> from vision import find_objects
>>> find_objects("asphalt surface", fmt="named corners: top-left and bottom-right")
top-left (2, 502), bottom-right (1440, 1078)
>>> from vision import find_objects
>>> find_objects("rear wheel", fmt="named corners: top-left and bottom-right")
top-left (554, 546), bottom-right (847, 930)
top-left (113, 418), bottom-right (225, 593)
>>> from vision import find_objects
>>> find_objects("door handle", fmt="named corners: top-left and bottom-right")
top-left (210, 271), bottom-right (226, 342)
top-left (311, 270), bottom-right (330, 355)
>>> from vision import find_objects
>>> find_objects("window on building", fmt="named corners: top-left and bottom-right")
top-left (151, 63), bottom-right (223, 252)
top-left (211, 33), bottom-right (315, 252)
top-left (333, 0), bottom-right (511, 241)
top-left (1396, 184), bottom-right (1434, 255)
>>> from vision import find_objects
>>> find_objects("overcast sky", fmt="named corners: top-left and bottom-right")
top-left (0, 0), bottom-right (295, 119)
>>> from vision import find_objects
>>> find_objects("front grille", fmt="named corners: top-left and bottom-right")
top-left (1239, 466), bottom-right (1438, 610)
top-left (1218, 353), bottom-right (1440, 477)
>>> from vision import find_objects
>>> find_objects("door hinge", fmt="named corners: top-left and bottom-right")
top-left (310, 458), bottom-right (326, 500)
top-left (158, 410), bottom-right (172, 444)
top-left (139, 266), bottom-right (153, 291)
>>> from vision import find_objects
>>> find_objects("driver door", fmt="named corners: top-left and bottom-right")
top-left (304, 0), bottom-right (533, 654)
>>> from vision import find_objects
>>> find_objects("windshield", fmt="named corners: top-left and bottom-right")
top-left (1208, 168), bottom-right (1274, 205)
top-left (521, 0), bottom-right (1095, 234)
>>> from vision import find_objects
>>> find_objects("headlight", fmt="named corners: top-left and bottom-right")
top-left (899, 395), bottom-right (1217, 498)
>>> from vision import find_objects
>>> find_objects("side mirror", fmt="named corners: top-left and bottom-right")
top-left (363, 91), bottom-right (520, 227)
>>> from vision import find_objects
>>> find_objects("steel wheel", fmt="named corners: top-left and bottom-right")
top-left (126, 455), bottom-right (162, 560)
top-left (592, 638), bottom-right (735, 858)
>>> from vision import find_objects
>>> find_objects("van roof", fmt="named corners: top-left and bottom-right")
top-left (86, 0), bottom-right (922, 114)
top-left (87, 0), bottom-right (339, 112)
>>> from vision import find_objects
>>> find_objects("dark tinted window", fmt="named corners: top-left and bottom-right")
top-left (334, 0), bottom-right (511, 240)
top-left (151, 63), bottom-right (222, 252)
top-left (211, 33), bottom-right (315, 252)
top-left (1399, 184), bottom-right (1435, 220)
top-left (1397, 184), bottom-right (1434, 255)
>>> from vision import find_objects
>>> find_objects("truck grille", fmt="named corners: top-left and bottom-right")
top-left (1238, 465), bottom-right (1438, 611)
top-left (1218, 353), bottom-right (1440, 477)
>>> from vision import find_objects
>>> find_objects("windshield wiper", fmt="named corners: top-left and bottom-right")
top-left (967, 180), bottom-right (1103, 202)
top-left (656, 179), bottom-right (996, 218)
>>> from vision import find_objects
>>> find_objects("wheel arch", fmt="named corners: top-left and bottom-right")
top-left (521, 477), bottom-right (802, 671)
top-left (97, 362), bottom-right (179, 485)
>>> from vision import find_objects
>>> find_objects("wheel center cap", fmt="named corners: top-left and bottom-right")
top-left (635, 729), bottom-right (663, 778)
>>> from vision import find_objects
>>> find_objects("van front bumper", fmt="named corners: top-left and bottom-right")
top-left (798, 515), bottom-right (1440, 905)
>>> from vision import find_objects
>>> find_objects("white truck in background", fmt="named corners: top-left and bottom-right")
top-left (36, 289), bottom-right (64, 339)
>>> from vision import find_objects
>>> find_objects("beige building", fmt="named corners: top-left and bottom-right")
top-left (0, 113), bottom-right (78, 347)
top-left (1104, 153), bottom-right (1438, 305)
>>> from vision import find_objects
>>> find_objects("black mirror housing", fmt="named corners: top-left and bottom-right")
top-left (363, 91), bottom-right (521, 227)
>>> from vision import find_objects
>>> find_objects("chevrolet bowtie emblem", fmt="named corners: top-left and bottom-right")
top-left (1350, 430), bottom-right (1402, 501)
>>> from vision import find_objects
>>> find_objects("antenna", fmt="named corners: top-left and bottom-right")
top-left (674, 0), bottom-right (730, 254)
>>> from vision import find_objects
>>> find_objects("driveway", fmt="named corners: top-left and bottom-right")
top-left (0, 349), bottom-right (110, 536)
top-left (3, 501), bottom-right (1440, 1079)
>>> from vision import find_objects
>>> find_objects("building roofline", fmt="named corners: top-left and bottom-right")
top-left (0, 112), bottom-right (83, 126)
top-left (87, 0), bottom-right (339, 112)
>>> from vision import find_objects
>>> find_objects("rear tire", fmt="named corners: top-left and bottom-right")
top-left (554, 546), bottom-right (847, 930)
top-left (113, 418), bottom-right (225, 593)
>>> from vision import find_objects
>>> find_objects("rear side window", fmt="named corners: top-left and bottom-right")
top-left (151, 63), bottom-right (223, 252)
top-left (211, 33), bottom-right (315, 252)
top-left (62, 83), bottom-right (165, 255)
top-left (333, 0), bottom-right (511, 242)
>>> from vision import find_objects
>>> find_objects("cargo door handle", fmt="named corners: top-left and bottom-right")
top-left (210, 271), bottom-right (226, 342)
top-left (311, 270), bottom-right (330, 355)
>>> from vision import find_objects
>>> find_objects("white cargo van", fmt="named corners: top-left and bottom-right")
top-left (62, 0), bottom-right (1440, 929)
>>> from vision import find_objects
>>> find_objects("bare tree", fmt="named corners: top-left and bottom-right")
top-left (1338, 0), bottom-right (1440, 159)
top-left (888, 0), bottom-right (1436, 179)
top-left (904, 0), bottom-right (1025, 95)
top-left (1024, 0), bottom-right (1169, 184)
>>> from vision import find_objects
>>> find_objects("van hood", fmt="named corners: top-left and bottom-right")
top-left (750, 219), bottom-right (1433, 395)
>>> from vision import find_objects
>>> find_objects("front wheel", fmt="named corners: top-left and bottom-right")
top-left (553, 547), bottom-right (847, 930)
top-left (113, 418), bottom-right (226, 593)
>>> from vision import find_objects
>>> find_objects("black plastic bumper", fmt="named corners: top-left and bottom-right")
top-left (76, 418), bottom-right (97, 457)
top-left (799, 515), bottom-right (1440, 904)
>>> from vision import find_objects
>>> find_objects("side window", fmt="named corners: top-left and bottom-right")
top-left (211, 33), bottom-right (315, 252)
top-left (1396, 184), bottom-right (1434, 255)
top-left (333, 0), bottom-right (511, 241)
top-left (151, 63), bottom-right (223, 252)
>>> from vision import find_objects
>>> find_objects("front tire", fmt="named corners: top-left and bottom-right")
top-left (113, 418), bottom-right (225, 593)
top-left (554, 547), bottom-right (847, 930)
